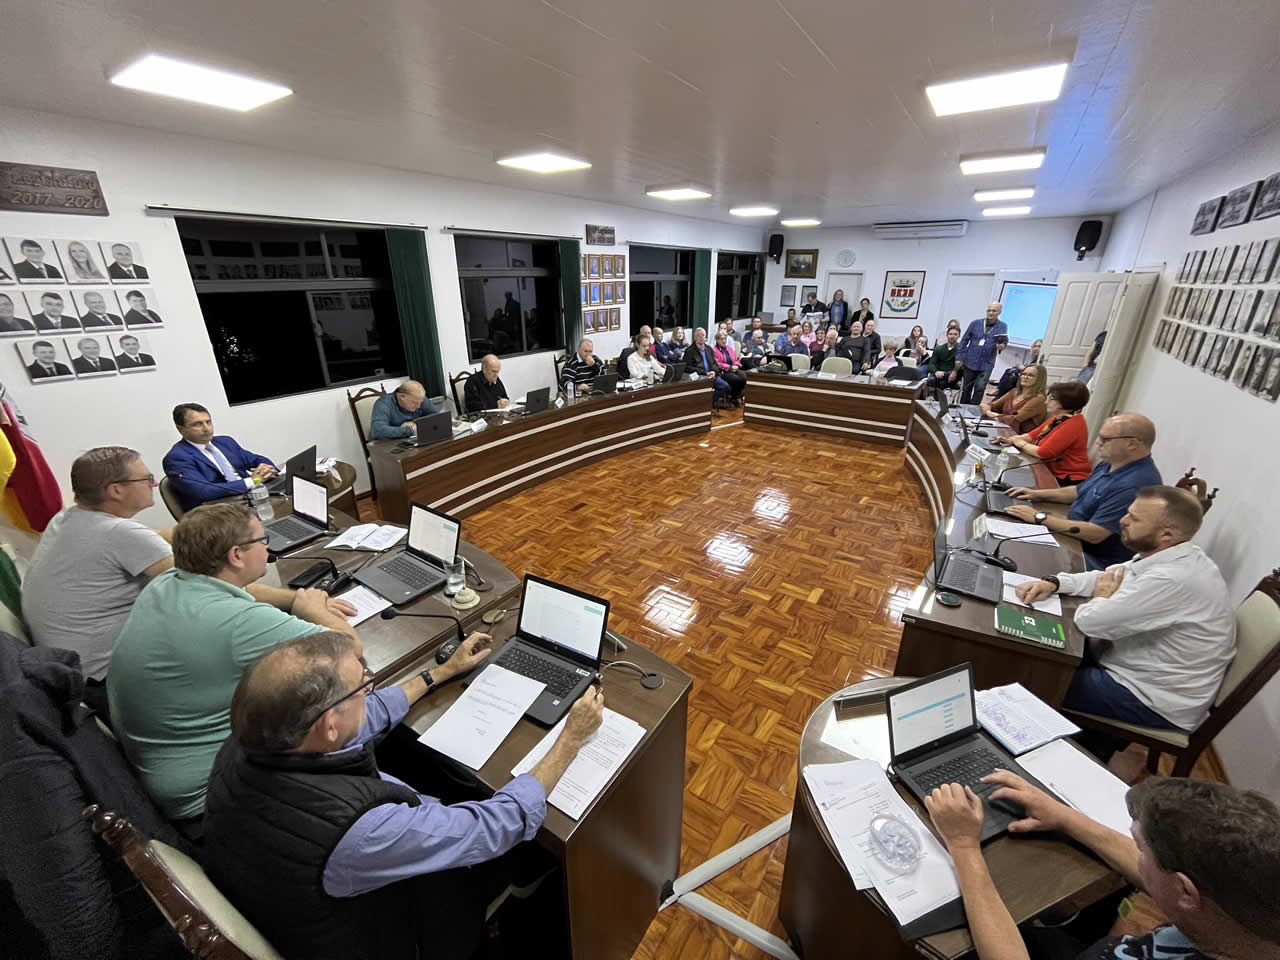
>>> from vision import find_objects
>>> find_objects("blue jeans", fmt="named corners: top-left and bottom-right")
top-left (1063, 664), bottom-right (1177, 730)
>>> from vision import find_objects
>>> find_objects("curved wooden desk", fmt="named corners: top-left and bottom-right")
top-left (369, 379), bottom-right (714, 524)
top-left (743, 370), bottom-right (925, 447)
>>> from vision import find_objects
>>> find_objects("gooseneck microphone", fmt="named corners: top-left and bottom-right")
top-left (380, 609), bottom-right (464, 647)
top-left (973, 526), bottom-right (1082, 572)
top-left (991, 454), bottom-right (1064, 491)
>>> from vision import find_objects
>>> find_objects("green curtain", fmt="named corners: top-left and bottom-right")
top-left (692, 248), bottom-right (712, 334)
top-left (386, 228), bottom-right (445, 398)
top-left (558, 238), bottom-right (582, 351)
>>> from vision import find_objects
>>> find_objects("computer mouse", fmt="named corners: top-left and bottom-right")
top-left (435, 639), bottom-right (459, 664)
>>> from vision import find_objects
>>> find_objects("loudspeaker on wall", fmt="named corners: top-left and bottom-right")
top-left (1074, 220), bottom-right (1103, 261)
top-left (768, 233), bottom-right (784, 263)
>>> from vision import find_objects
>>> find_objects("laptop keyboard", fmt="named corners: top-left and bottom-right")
top-left (269, 516), bottom-right (315, 541)
top-left (944, 556), bottom-right (980, 592)
top-left (496, 647), bottom-right (581, 698)
top-left (382, 555), bottom-right (438, 589)
top-left (915, 749), bottom-right (1002, 794)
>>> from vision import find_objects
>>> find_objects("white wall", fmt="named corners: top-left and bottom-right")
top-left (761, 217), bottom-right (1111, 344)
top-left (0, 105), bottom-right (758, 528)
top-left (1106, 122), bottom-right (1280, 800)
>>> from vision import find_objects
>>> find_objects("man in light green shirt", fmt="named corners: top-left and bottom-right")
top-left (110, 502), bottom-right (359, 832)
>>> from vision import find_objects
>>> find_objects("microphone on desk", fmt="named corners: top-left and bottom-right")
top-left (461, 556), bottom-right (492, 592)
top-left (380, 609), bottom-right (465, 647)
top-left (990, 455), bottom-right (1064, 491)
top-left (971, 526), bottom-right (1081, 573)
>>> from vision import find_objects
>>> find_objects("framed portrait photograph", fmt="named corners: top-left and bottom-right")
top-left (780, 284), bottom-right (796, 308)
top-left (589, 283), bottom-right (602, 306)
top-left (1177, 253), bottom-right (1191, 283)
top-left (784, 249), bottom-right (818, 278)
top-left (1267, 301), bottom-right (1280, 341)
top-left (1186, 331), bottom-right (1206, 366)
top-left (1190, 249), bottom-right (1207, 282)
top-left (801, 284), bottom-right (818, 305)
top-left (1254, 238), bottom-right (1280, 283)
top-left (1215, 336), bottom-right (1242, 379)
top-left (614, 255), bottom-right (626, 276)
top-left (1227, 245), bottom-right (1248, 284)
top-left (16, 338), bottom-right (74, 383)
top-left (71, 288), bottom-right (124, 328)
top-left (1190, 197), bottom-right (1223, 236)
top-left (0, 290), bottom-right (35, 334)
top-left (1250, 289), bottom-right (1279, 336)
top-left (1239, 241), bottom-right (1263, 284)
top-left (587, 255), bottom-right (601, 279)
top-left (1175, 326), bottom-right (1194, 362)
top-left (1233, 289), bottom-right (1261, 332)
top-left (5, 237), bottom-right (66, 283)
top-left (614, 282), bottom-right (625, 304)
top-left (1254, 173), bottom-right (1280, 221)
top-left (100, 241), bottom-right (150, 283)
top-left (1245, 347), bottom-right (1273, 394)
top-left (1258, 352), bottom-right (1280, 401)
top-left (1232, 341), bottom-right (1259, 388)
top-left (1202, 334), bottom-right (1225, 371)
top-left (1210, 290), bottom-right (1232, 328)
top-left (601, 282), bottom-right (613, 304)
top-left (22, 288), bottom-right (80, 333)
top-left (609, 308), bottom-right (621, 331)
top-left (1218, 181), bottom-right (1262, 229)
top-left (601, 257), bottom-right (613, 279)
top-left (67, 334), bottom-right (117, 378)
top-left (1215, 246), bottom-right (1235, 283)
top-left (580, 283), bottom-right (588, 305)
top-left (581, 254), bottom-right (587, 277)
top-left (111, 332), bottom-right (156, 372)
top-left (121, 289), bottom-right (163, 328)
top-left (583, 310), bottom-right (596, 334)
top-left (54, 239), bottom-right (109, 284)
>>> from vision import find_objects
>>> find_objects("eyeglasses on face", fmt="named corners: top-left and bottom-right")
top-left (1095, 435), bottom-right (1137, 444)
top-left (108, 474), bottom-right (157, 487)
top-left (236, 534), bottom-right (270, 548)
top-left (302, 664), bottom-right (376, 730)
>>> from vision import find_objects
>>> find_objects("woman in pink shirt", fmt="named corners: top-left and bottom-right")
top-left (712, 329), bottom-right (747, 405)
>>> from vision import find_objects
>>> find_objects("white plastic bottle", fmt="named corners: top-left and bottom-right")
top-left (249, 479), bottom-right (272, 522)
top-left (994, 448), bottom-right (1011, 481)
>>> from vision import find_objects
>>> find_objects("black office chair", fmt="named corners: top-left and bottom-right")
top-left (616, 347), bottom-right (635, 379)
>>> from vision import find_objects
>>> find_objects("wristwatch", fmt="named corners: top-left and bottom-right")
top-left (420, 667), bottom-right (441, 695)
top-left (1034, 511), bottom-right (1048, 525)
top-left (1043, 575), bottom-right (1061, 592)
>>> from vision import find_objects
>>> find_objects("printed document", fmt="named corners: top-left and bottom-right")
top-left (511, 708), bottom-right (646, 819)
top-left (818, 710), bottom-right (892, 770)
top-left (418, 666), bottom-right (544, 770)
top-left (1018, 739), bottom-right (1133, 836)
top-left (975, 683), bottom-right (1080, 755)
top-left (1001, 571), bottom-right (1063, 616)
top-left (327, 523), bottom-right (407, 551)
top-left (337, 585), bottom-right (392, 626)
top-left (975, 515), bottom-right (1058, 545)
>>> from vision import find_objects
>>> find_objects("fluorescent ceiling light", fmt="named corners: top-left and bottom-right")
top-left (780, 218), bottom-right (822, 227)
top-left (959, 149), bottom-right (1046, 175)
top-left (109, 54), bottom-right (291, 111)
top-left (496, 152), bottom-right (591, 174)
top-left (926, 62), bottom-right (1068, 116)
top-left (646, 184), bottom-right (712, 201)
top-left (982, 206), bottom-right (1032, 217)
top-left (729, 205), bottom-right (779, 217)
top-left (973, 187), bottom-right (1035, 202)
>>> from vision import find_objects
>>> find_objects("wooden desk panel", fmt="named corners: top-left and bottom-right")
top-left (743, 372), bottom-right (924, 447)
top-left (369, 380), bottom-right (713, 523)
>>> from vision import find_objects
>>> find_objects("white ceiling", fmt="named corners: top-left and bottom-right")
top-left (2, 0), bottom-right (1280, 227)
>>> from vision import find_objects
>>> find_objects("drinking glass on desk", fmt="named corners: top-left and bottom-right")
top-left (443, 557), bottom-right (466, 596)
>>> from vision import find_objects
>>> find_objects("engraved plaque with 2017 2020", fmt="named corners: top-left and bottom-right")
top-left (0, 162), bottom-right (110, 216)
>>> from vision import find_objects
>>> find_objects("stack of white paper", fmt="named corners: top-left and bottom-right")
top-left (802, 759), bottom-right (960, 925)
top-left (337, 584), bottom-right (393, 626)
top-left (511, 708), bottom-right (645, 819)
top-left (975, 515), bottom-right (1058, 545)
top-left (1018, 739), bottom-right (1133, 836)
top-left (327, 523), bottom-right (407, 551)
top-left (418, 666), bottom-right (545, 770)
top-left (975, 683), bottom-right (1080, 755)
top-left (1001, 571), bottom-right (1064, 616)
top-left (818, 711), bottom-right (892, 770)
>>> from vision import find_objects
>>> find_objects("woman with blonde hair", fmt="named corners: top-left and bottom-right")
top-left (799, 319), bottom-right (816, 347)
top-left (982, 363), bottom-right (1048, 432)
top-left (65, 240), bottom-right (105, 280)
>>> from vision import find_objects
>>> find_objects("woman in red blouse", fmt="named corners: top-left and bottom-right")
top-left (993, 380), bottom-right (1092, 484)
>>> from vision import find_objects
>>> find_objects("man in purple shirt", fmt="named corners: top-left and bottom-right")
top-left (955, 302), bottom-right (1009, 405)
top-left (202, 631), bottom-right (605, 960)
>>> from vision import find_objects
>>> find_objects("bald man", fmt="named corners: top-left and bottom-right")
top-left (956, 302), bottom-right (1009, 405)
top-left (463, 354), bottom-right (509, 413)
top-left (1006, 413), bottom-right (1162, 569)
top-left (368, 380), bottom-right (443, 440)
top-left (558, 338), bottom-right (605, 393)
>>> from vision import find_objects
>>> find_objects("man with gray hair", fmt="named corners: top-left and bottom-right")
top-left (71, 336), bottom-right (117, 374)
top-left (203, 631), bottom-right (604, 959)
top-left (463, 354), bottom-right (509, 413)
top-left (558, 337), bottom-right (605, 392)
top-left (23, 446), bottom-right (174, 719)
top-left (955, 302), bottom-right (1008, 404)
top-left (368, 379), bottom-right (443, 439)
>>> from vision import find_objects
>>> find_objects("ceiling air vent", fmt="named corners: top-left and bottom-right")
top-left (871, 220), bottom-right (969, 240)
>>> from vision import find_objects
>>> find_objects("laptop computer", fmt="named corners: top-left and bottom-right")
top-left (264, 476), bottom-right (329, 554)
top-left (591, 373), bottom-right (620, 394)
top-left (354, 502), bottom-right (460, 604)
top-left (932, 521), bottom-right (1002, 603)
top-left (984, 486), bottom-right (1025, 516)
top-left (266, 444), bottom-right (316, 494)
top-left (485, 574), bottom-right (608, 726)
top-left (523, 386), bottom-right (551, 414)
top-left (887, 664), bottom-right (1052, 843)
top-left (661, 363), bottom-right (686, 383)
top-left (404, 411), bottom-right (452, 448)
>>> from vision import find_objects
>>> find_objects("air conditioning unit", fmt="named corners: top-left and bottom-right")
top-left (871, 220), bottom-right (969, 240)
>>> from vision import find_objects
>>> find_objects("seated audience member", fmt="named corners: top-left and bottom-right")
top-left (862, 317), bottom-right (882, 362)
top-left (744, 316), bottom-right (766, 343)
top-left (655, 326), bottom-right (681, 364)
top-left (740, 330), bottom-right (770, 369)
top-left (369, 380), bottom-right (443, 440)
top-left (873, 339), bottom-right (902, 373)
top-left (559, 338), bottom-right (606, 393)
top-left (1016, 486), bottom-right (1233, 744)
top-left (812, 326), bottom-right (842, 366)
top-left (720, 319), bottom-right (742, 346)
top-left (936, 319), bottom-right (962, 347)
top-left (1004, 409), bottom-right (1161, 569)
top-left (851, 297), bottom-right (874, 334)
top-left (981, 364), bottom-right (1047, 432)
top-left (203, 633), bottom-right (604, 960)
top-left (906, 324), bottom-right (925, 349)
top-left (23, 446), bottom-right (173, 720)
top-left (927, 325), bottom-right (962, 396)
top-left (712, 329), bottom-right (746, 404)
top-left (799, 320), bottom-right (816, 347)
top-left (838, 319), bottom-right (872, 371)
top-left (463, 354), bottom-right (509, 413)
top-left (109, 503), bottom-right (359, 833)
top-left (996, 337), bottom-right (1047, 395)
top-left (650, 325), bottom-right (664, 357)
top-left (683, 326), bottom-right (719, 380)
top-left (926, 774), bottom-right (1280, 960)
top-left (809, 329), bottom-right (826, 357)
top-left (784, 307), bottom-right (798, 329)
top-left (669, 326), bottom-right (688, 353)
top-left (162, 402), bottom-right (277, 512)
top-left (627, 333), bottom-right (665, 380)
top-left (900, 334), bottom-right (931, 369)
top-left (774, 323), bottom-right (811, 357)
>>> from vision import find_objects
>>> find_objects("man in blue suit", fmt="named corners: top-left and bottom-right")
top-left (162, 403), bottom-right (277, 512)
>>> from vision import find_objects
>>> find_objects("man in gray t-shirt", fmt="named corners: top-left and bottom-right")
top-left (23, 447), bottom-right (173, 716)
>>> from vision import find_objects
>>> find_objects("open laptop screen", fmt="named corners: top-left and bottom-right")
top-left (408, 503), bottom-right (459, 564)
top-left (291, 476), bottom-right (328, 526)
top-left (518, 576), bottom-right (607, 661)
top-left (887, 665), bottom-right (976, 758)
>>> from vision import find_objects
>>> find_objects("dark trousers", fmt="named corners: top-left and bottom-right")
top-left (1063, 642), bottom-right (1180, 762)
top-left (83, 678), bottom-right (112, 726)
top-left (718, 369), bottom-right (746, 399)
top-left (959, 365), bottom-right (990, 404)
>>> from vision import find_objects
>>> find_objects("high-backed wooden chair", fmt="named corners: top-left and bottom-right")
top-left (346, 385), bottom-right (385, 501)
top-left (552, 354), bottom-right (568, 384)
top-left (448, 368), bottom-right (476, 414)
top-left (158, 476), bottom-right (186, 521)
top-left (1176, 467), bottom-right (1219, 514)
top-left (85, 805), bottom-right (284, 960)
top-left (1064, 568), bottom-right (1280, 776)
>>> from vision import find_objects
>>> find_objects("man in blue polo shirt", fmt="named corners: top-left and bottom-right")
top-left (955, 302), bottom-right (1009, 404)
top-left (1005, 414), bottom-right (1162, 570)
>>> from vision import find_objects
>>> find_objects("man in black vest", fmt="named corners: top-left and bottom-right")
top-left (203, 631), bottom-right (604, 960)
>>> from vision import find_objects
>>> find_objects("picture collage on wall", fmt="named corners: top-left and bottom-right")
top-left (580, 254), bottom-right (625, 329)
top-left (2, 237), bottom-right (161, 384)
top-left (1154, 235), bottom-right (1280, 402)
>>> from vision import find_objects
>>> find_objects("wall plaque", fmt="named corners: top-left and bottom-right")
top-left (584, 223), bottom-right (615, 245)
top-left (0, 163), bottom-right (109, 216)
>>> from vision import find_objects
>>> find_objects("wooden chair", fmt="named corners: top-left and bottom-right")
top-left (552, 354), bottom-right (568, 383)
top-left (158, 476), bottom-right (186, 521)
top-left (85, 805), bottom-right (285, 959)
top-left (448, 368), bottom-right (476, 414)
top-left (346, 384), bottom-right (385, 501)
top-left (1176, 467), bottom-right (1219, 514)
top-left (1064, 568), bottom-right (1280, 776)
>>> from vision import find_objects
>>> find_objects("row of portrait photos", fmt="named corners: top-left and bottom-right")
top-left (15, 333), bottom-right (158, 385)
top-left (0, 287), bottom-right (163, 336)
top-left (580, 280), bottom-right (626, 307)
top-left (1176, 237), bottom-right (1280, 286)
top-left (582, 254), bottom-right (625, 280)
top-left (584, 308), bottom-right (621, 334)
top-left (1154, 320), bottom-right (1280, 402)
top-left (1161, 284), bottom-right (1280, 340)
top-left (1, 237), bottom-right (152, 285)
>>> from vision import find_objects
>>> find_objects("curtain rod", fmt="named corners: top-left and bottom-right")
top-left (145, 204), bottom-right (427, 230)
top-left (440, 226), bottom-right (581, 241)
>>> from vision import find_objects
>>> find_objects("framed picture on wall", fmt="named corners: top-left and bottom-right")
top-left (1227, 245), bottom-right (1248, 284)
top-left (589, 283), bottom-right (602, 305)
top-left (881, 270), bottom-right (926, 321)
top-left (55, 240), bottom-right (110, 284)
top-left (1215, 336), bottom-right (1242, 378)
top-left (1258, 352), bottom-right (1280, 401)
top-left (1245, 347), bottom-right (1274, 394)
top-left (1234, 289), bottom-right (1260, 332)
top-left (15, 338), bottom-right (74, 383)
top-left (587, 255), bottom-right (601, 279)
top-left (609, 308), bottom-right (621, 330)
top-left (614, 282), bottom-right (625, 303)
top-left (584, 310), bottom-right (596, 333)
top-left (601, 257), bottom-right (613, 278)
top-left (784, 249), bottom-right (818, 278)
top-left (1255, 238), bottom-right (1280, 282)
top-left (1190, 249), bottom-right (1207, 281)
top-left (0, 289), bottom-right (34, 333)
top-left (1190, 197), bottom-right (1223, 235)
top-left (580, 283), bottom-right (588, 304)
top-left (614, 255), bottom-right (626, 276)
top-left (4, 237), bottom-right (66, 282)
top-left (780, 284), bottom-right (796, 307)
top-left (1217, 181), bottom-right (1262, 229)
top-left (801, 284), bottom-right (818, 304)
top-left (1232, 341), bottom-right (1259, 388)
top-left (1252, 289), bottom-right (1280, 336)
top-left (581, 254), bottom-right (587, 277)
top-left (602, 282), bottom-right (613, 304)
top-left (1239, 242), bottom-right (1263, 283)
top-left (1253, 173), bottom-right (1280, 221)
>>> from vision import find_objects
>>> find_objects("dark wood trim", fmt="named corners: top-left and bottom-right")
top-left (743, 372), bottom-right (922, 448)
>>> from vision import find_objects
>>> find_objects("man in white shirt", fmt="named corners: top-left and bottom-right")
top-left (162, 402), bottom-right (278, 512)
top-left (1016, 485), bottom-right (1235, 757)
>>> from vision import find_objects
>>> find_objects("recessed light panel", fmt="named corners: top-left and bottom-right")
top-left (780, 218), bottom-right (822, 227)
top-left (496, 152), bottom-right (591, 173)
top-left (982, 206), bottom-right (1032, 217)
top-left (646, 185), bottom-right (713, 201)
top-left (927, 62), bottom-right (1068, 116)
top-left (959, 149), bottom-right (1046, 175)
top-left (730, 206), bottom-right (779, 217)
top-left (110, 54), bottom-right (292, 111)
top-left (973, 187), bottom-right (1035, 202)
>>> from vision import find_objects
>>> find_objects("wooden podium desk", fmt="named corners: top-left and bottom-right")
top-left (897, 404), bottom-right (1089, 706)
top-left (743, 369), bottom-right (925, 447)
top-left (368, 379), bottom-right (713, 524)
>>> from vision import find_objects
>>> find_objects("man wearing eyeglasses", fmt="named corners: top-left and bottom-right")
top-left (1004, 413), bottom-right (1162, 570)
top-left (203, 631), bottom-right (604, 960)
top-left (109, 502), bottom-right (359, 839)
top-left (23, 446), bottom-right (175, 720)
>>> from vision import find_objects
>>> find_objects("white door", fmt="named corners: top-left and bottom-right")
top-left (1081, 272), bottom-right (1159, 435)
top-left (824, 271), bottom-right (863, 308)
top-left (939, 271), bottom-right (995, 340)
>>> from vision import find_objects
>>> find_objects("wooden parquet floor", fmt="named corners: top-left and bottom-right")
top-left (356, 406), bottom-right (1225, 959)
